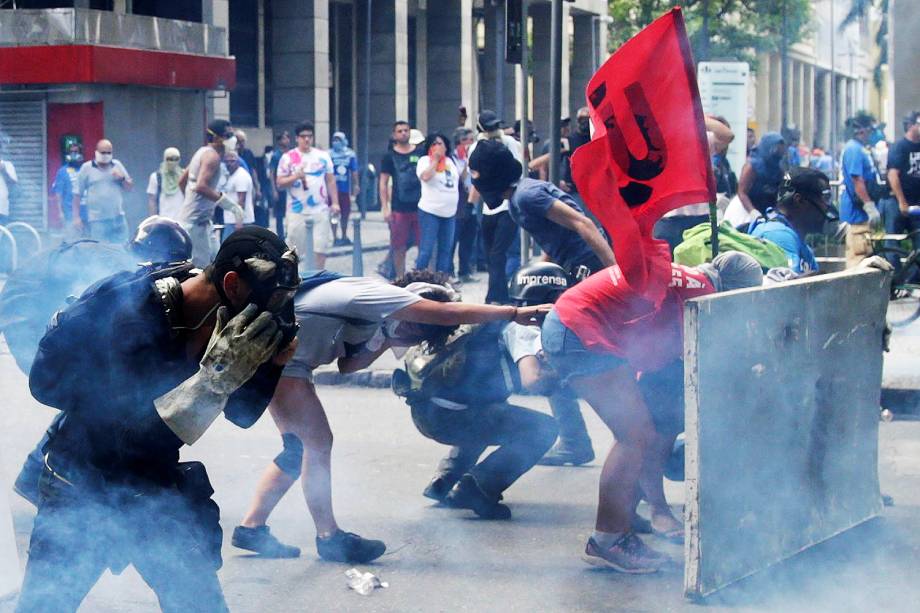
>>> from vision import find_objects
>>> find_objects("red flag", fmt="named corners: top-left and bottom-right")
top-left (571, 8), bottom-right (713, 303)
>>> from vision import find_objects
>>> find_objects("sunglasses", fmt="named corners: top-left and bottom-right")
top-left (806, 189), bottom-right (839, 221)
top-left (165, 156), bottom-right (180, 162)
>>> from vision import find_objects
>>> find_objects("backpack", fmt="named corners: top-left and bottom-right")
top-left (673, 221), bottom-right (788, 270)
top-left (29, 262), bottom-right (194, 411)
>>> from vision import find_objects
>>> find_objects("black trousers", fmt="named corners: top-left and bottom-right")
top-left (481, 211), bottom-right (517, 304)
top-left (453, 203), bottom-right (479, 276)
top-left (410, 399), bottom-right (557, 498)
top-left (16, 464), bottom-right (227, 613)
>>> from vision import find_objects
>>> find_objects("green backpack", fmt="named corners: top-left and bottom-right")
top-left (673, 221), bottom-right (788, 270)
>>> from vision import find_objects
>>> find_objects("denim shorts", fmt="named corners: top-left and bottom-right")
top-left (541, 309), bottom-right (626, 385)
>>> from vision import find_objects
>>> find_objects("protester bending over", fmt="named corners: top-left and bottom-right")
top-left (737, 132), bottom-right (787, 217)
top-left (233, 272), bottom-right (550, 563)
top-left (16, 227), bottom-right (298, 611)
top-left (393, 268), bottom-right (564, 519)
top-left (748, 167), bottom-right (839, 275)
top-left (541, 252), bottom-right (763, 573)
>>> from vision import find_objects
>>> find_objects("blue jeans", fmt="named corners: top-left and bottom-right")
top-left (416, 209), bottom-right (456, 274)
top-left (880, 197), bottom-right (920, 276)
top-left (541, 309), bottom-right (626, 385)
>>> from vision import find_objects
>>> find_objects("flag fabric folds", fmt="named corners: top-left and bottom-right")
top-left (571, 7), bottom-right (714, 304)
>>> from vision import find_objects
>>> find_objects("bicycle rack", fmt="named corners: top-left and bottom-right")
top-left (5, 222), bottom-right (42, 254)
top-left (0, 224), bottom-right (19, 272)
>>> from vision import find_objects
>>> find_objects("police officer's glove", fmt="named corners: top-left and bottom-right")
top-left (155, 304), bottom-right (282, 445)
top-left (863, 201), bottom-right (882, 231)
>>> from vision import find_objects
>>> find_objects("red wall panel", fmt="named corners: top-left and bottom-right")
top-left (46, 102), bottom-right (104, 228)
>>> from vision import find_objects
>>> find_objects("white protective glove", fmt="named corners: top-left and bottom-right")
top-left (858, 255), bottom-right (894, 273)
top-left (216, 192), bottom-right (246, 225)
top-left (154, 304), bottom-right (282, 445)
top-left (863, 201), bottom-right (882, 231)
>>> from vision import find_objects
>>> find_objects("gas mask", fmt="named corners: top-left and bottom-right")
top-left (240, 250), bottom-right (301, 346)
top-left (65, 153), bottom-right (83, 167)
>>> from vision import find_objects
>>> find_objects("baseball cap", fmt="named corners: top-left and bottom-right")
top-left (477, 109), bottom-right (503, 132)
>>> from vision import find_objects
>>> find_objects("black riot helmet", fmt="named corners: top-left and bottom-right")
top-left (508, 262), bottom-right (570, 306)
top-left (129, 215), bottom-right (193, 264)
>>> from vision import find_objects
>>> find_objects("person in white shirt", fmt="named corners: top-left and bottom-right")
top-left (275, 121), bottom-right (340, 271)
top-left (222, 150), bottom-right (256, 240)
top-left (146, 147), bottom-right (185, 221)
top-left (0, 140), bottom-right (18, 225)
top-left (415, 133), bottom-right (460, 274)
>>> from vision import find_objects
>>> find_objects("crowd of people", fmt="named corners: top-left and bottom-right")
top-left (0, 103), bottom-right (901, 610)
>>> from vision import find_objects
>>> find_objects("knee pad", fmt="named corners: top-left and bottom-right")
top-left (273, 433), bottom-right (304, 479)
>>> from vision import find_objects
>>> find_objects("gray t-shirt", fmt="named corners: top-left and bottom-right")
top-left (283, 277), bottom-right (422, 379)
top-left (77, 160), bottom-right (131, 221)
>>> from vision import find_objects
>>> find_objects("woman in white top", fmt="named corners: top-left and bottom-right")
top-left (415, 133), bottom-right (459, 274)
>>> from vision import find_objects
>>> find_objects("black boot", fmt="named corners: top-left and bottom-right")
top-left (445, 474), bottom-right (511, 520)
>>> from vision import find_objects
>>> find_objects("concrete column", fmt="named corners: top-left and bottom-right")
top-left (768, 54), bottom-right (781, 131)
top-left (425, 0), bottom-right (473, 135)
top-left (792, 60), bottom-right (804, 133)
top-left (481, 1), bottom-right (516, 123)
top-left (531, 3), bottom-right (551, 143)
top-left (569, 12), bottom-right (595, 119)
top-left (820, 69), bottom-right (832, 149)
top-left (754, 52), bottom-right (771, 137)
top-left (890, 0), bottom-right (920, 130)
top-left (415, 9), bottom-right (428, 133)
top-left (204, 0), bottom-right (230, 121)
top-left (356, 0), bottom-right (410, 170)
top-left (803, 64), bottom-right (815, 147)
top-left (269, 0), bottom-right (330, 145)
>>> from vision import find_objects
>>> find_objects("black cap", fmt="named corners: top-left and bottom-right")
top-left (130, 215), bottom-right (193, 263)
top-left (477, 109), bottom-right (503, 132)
top-left (469, 140), bottom-right (522, 207)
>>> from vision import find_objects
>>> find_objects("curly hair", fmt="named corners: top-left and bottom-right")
top-left (392, 270), bottom-right (459, 346)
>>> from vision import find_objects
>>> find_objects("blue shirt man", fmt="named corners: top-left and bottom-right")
top-left (52, 153), bottom-right (87, 225)
top-left (749, 209), bottom-right (818, 274)
top-left (330, 131), bottom-right (358, 195)
top-left (839, 138), bottom-right (875, 224)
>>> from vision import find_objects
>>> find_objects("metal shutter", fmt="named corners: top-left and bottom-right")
top-left (0, 98), bottom-right (47, 230)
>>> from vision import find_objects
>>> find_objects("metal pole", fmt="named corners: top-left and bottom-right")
top-left (781, 0), bottom-right (789, 131)
top-left (495, 0), bottom-right (505, 117)
top-left (830, 0), bottom-right (837, 164)
top-left (361, 0), bottom-right (372, 219)
top-left (549, 0), bottom-right (562, 185)
top-left (519, 0), bottom-right (531, 265)
top-left (304, 218), bottom-right (316, 270)
top-left (352, 218), bottom-right (364, 276)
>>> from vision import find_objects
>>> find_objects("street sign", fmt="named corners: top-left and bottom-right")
top-left (697, 61), bottom-right (749, 177)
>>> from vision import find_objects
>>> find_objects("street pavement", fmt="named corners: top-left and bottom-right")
top-left (2, 348), bottom-right (920, 611)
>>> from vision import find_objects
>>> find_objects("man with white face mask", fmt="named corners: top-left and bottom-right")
top-left (73, 139), bottom-right (134, 242)
top-left (147, 147), bottom-right (185, 220)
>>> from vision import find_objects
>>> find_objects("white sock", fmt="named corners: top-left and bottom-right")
top-left (591, 530), bottom-right (625, 549)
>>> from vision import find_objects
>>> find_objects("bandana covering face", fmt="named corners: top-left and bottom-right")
top-left (158, 147), bottom-right (183, 196)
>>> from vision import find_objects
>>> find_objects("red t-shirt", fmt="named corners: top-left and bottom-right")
top-left (554, 263), bottom-right (715, 371)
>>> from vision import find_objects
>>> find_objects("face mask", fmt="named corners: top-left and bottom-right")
top-left (95, 151), bottom-right (112, 164)
top-left (222, 135), bottom-right (238, 152)
top-left (66, 153), bottom-right (83, 166)
top-left (332, 141), bottom-right (345, 152)
top-left (577, 118), bottom-right (590, 133)
top-left (165, 160), bottom-right (179, 172)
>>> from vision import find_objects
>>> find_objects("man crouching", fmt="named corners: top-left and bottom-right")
top-left (17, 226), bottom-right (298, 612)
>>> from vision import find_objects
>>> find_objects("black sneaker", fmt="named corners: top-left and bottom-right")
top-left (316, 530), bottom-right (386, 563)
top-left (232, 525), bottom-right (301, 558)
top-left (422, 476), bottom-right (454, 503)
top-left (537, 441), bottom-right (595, 466)
top-left (445, 474), bottom-right (511, 520)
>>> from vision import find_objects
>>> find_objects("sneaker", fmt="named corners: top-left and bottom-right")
top-left (341, 237), bottom-right (352, 246)
top-left (537, 441), bottom-right (595, 466)
top-left (232, 525), bottom-right (301, 558)
top-left (583, 533), bottom-right (667, 574)
top-left (422, 476), bottom-right (454, 503)
top-left (316, 530), bottom-right (386, 563)
top-left (445, 474), bottom-right (511, 520)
